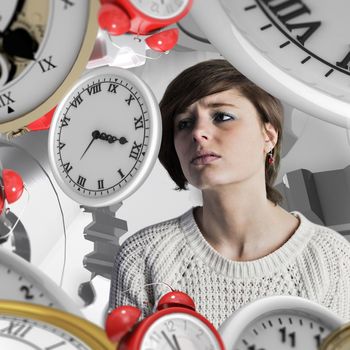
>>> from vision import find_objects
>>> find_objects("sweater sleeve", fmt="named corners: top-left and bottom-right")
top-left (108, 234), bottom-right (153, 318)
top-left (320, 231), bottom-right (350, 322)
top-left (330, 237), bottom-right (350, 322)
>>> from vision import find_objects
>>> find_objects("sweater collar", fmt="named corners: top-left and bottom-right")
top-left (179, 207), bottom-right (316, 279)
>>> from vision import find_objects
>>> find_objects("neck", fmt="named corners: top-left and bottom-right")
top-left (195, 181), bottom-right (298, 261)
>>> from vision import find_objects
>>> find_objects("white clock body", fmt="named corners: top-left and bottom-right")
top-left (219, 296), bottom-right (344, 350)
top-left (48, 66), bottom-right (161, 207)
top-left (0, 247), bottom-right (81, 315)
top-left (190, 0), bottom-right (350, 128)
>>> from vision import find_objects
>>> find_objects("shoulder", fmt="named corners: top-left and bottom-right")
top-left (119, 208), bottom-right (193, 260)
top-left (292, 211), bottom-right (350, 259)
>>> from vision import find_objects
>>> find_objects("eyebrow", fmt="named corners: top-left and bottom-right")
top-left (179, 102), bottom-right (237, 115)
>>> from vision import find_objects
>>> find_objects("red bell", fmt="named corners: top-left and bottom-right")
top-left (145, 28), bottom-right (179, 52)
top-left (157, 290), bottom-right (196, 311)
top-left (98, 3), bottom-right (131, 36)
top-left (105, 305), bottom-right (141, 343)
top-left (2, 169), bottom-right (24, 204)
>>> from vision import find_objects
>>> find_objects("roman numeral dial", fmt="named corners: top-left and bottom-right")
top-left (49, 66), bottom-right (161, 207)
top-left (192, 0), bottom-right (350, 126)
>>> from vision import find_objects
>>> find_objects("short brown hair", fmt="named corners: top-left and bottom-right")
top-left (159, 59), bottom-right (283, 205)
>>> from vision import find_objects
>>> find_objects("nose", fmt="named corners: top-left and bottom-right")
top-left (191, 118), bottom-right (211, 143)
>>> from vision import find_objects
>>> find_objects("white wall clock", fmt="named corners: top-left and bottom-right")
top-left (0, 247), bottom-right (81, 315)
top-left (219, 295), bottom-right (344, 350)
top-left (0, 0), bottom-right (98, 134)
top-left (48, 65), bottom-right (161, 207)
top-left (191, 0), bottom-right (350, 128)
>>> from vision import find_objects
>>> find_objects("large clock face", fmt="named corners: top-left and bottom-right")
top-left (141, 313), bottom-right (222, 350)
top-left (0, 315), bottom-right (90, 350)
top-left (48, 66), bottom-right (161, 207)
top-left (130, 0), bottom-right (189, 19)
top-left (191, 0), bottom-right (350, 127)
top-left (0, 0), bottom-right (98, 133)
top-left (219, 296), bottom-right (344, 350)
top-left (0, 301), bottom-right (114, 350)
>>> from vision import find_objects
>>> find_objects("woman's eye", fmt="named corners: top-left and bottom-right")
top-left (177, 119), bottom-right (193, 130)
top-left (213, 112), bottom-right (236, 122)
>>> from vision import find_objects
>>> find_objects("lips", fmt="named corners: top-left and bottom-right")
top-left (191, 151), bottom-right (221, 165)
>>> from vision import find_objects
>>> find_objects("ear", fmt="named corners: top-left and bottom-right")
top-left (262, 122), bottom-right (278, 152)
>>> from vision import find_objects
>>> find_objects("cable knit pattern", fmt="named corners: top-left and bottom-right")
top-left (109, 208), bottom-right (350, 328)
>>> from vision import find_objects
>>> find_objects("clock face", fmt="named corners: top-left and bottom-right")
top-left (0, 315), bottom-right (90, 350)
top-left (191, 0), bottom-right (350, 127)
top-left (48, 66), bottom-right (161, 207)
top-left (219, 296), bottom-right (344, 350)
top-left (234, 312), bottom-right (333, 350)
top-left (0, 301), bottom-right (115, 350)
top-left (0, 248), bottom-right (81, 314)
top-left (0, 0), bottom-right (98, 133)
top-left (130, 0), bottom-right (189, 19)
top-left (140, 313), bottom-right (222, 350)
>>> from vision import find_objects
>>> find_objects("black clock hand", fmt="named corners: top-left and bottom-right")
top-left (80, 130), bottom-right (100, 160)
top-left (99, 132), bottom-right (128, 145)
top-left (172, 334), bottom-right (182, 350)
top-left (161, 331), bottom-right (180, 350)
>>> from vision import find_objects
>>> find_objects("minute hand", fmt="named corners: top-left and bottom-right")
top-left (80, 130), bottom-right (100, 160)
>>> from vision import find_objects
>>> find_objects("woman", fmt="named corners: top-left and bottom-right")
top-left (109, 59), bottom-right (350, 328)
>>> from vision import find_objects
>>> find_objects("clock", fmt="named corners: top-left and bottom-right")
top-left (101, 0), bottom-right (193, 35)
top-left (106, 290), bottom-right (225, 350)
top-left (190, 0), bottom-right (350, 128)
top-left (48, 65), bottom-right (161, 207)
top-left (0, 300), bottom-right (114, 349)
top-left (320, 322), bottom-right (350, 350)
top-left (0, 0), bottom-right (98, 134)
top-left (0, 247), bottom-right (81, 315)
top-left (218, 295), bottom-right (344, 350)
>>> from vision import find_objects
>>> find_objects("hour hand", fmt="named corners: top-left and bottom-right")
top-left (80, 130), bottom-right (100, 160)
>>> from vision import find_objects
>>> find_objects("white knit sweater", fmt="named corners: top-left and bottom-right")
top-left (109, 208), bottom-right (350, 328)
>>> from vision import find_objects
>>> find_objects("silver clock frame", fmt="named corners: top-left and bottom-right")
top-left (48, 66), bottom-right (162, 207)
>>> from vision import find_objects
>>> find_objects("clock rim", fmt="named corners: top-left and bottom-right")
top-left (218, 295), bottom-right (344, 348)
top-left (320, 321), bottom-right (350, 349)
top-left (190, 0), bottom-right (350, 129)
top-left (48, 65), bottom-right (162, 208)
top-left (129, 306), bottom-right (225, 350)
top-left (0, 0), bottom-right (99, 134)
top-left (0, 300), bottom-right (115, 349)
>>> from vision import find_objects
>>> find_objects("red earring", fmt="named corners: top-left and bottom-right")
top-left (267, 149), bottom-right (274, 165)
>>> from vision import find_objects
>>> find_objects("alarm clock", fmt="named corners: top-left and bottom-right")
top-left (0, 0), bottom-right (98, 134)
top-left (48, 65), bottom-right (161, 207)
top-left (106, 290), bottom-right (225, 350)
top-left (219, 295), bottom-right (344, 350)
top-left (100, 0), bottom-right (193, 35)
top-left (0, 300), bottom-right (114, 349)
top-left (190, 0), bottom-right (350, 128)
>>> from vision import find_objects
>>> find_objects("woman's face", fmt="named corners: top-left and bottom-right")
top-left (173, 88), bottom-right (276, 190)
